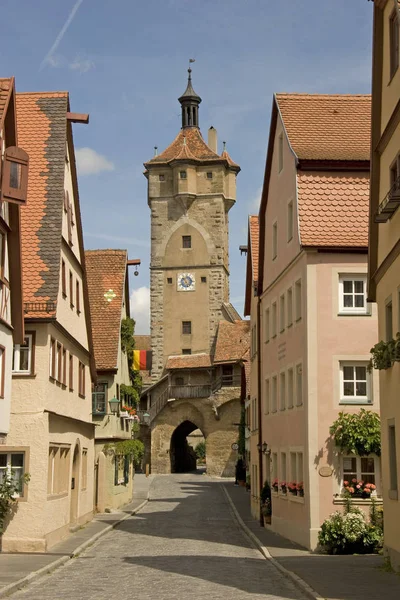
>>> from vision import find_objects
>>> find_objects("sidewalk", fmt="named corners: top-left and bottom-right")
top-left (0, 474), bottom-right (154, 598)
top-left (224, 483), bottom-right (400, 600)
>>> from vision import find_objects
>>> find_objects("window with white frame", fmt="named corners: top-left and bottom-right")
top-left (272, 222), bottom-right (278, 260)
top-left (280, 294), bottom-right (285, 332)
top-left (13, 334), bottom-right (34, 374)
top-left (290, 451), bottom-right (304, 485)
top-left (272, 452), bottom-right (278, 482)
top-left (340, 363), bottom-right (371, 404)
top-left (287, 200), bottom-right (293, 242)
top-left (287, 287), bottom-right (293, 327)
top-left (92, 382), bottom-right (108, 414)
top-left (342, 455), bottom-right (378, 488)
top-left (281, 452), bottom-right (287, 486)
top-left (265, 308), bottom-right (270, 343)
top-left (296, 364), bottom-right (303, 406)
top-left (264, 378), bottom-right (270, 414)
top-left (295, 279), bottom-right (302, 321)
top-left (287, 368), bottom-right (294, 409)
top-left (0, 452), bottom-right (25, 496)
top-left (338, 275), bottom-right (368, 314)
top-left (272, 302), bottom-right (277, 337)
top-left (272, 376), bottom-right (277, 413)
top-left (280, 372), bottom-right (286, 411)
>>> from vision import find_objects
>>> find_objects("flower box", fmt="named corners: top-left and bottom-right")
top-left (119, 411), bottom-right (129, 418)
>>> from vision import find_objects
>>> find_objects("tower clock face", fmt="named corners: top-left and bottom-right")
top-left (177, 272), bottom-right (195, 291)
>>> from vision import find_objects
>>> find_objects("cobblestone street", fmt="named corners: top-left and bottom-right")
top-left (11, 474), bottom-right (308, 600)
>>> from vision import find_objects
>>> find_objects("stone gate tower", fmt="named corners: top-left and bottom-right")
top-left (144, 68), bottom-right (240, 378)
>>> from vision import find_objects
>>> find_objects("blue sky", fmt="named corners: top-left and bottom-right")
top-left (2, 0), bottom-right (373, 333)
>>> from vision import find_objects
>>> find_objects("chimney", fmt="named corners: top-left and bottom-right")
top-left (208, 126), bottom-right (217, 153)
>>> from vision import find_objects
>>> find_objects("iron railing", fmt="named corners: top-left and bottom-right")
top-left (375, 175), bottom-right (400, 223)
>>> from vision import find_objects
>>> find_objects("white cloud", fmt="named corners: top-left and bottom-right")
top-left (69, 55), bottom-right (95, 73)
top-left (40, 0), bottom-right (84, 70)
top-left (130, 287), bottom-right (150, 335)
top-left (75, 148), bottom-right (115, 176)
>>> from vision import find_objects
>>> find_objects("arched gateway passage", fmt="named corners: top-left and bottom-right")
top-left (170, 420), bottom-right (204, 473)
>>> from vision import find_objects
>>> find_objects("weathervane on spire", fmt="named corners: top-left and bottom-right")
top-left (188, 58), bottom-right (195, 78)
top-left (179, 59), bottom-right (201, 129)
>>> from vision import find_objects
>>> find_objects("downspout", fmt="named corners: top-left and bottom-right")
top-left (257, 292), bottom-right (263, 526)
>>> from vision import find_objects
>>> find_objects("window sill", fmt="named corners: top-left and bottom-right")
top-left (62, 293), bottom-right (67, 299)
top-left (77, 310), bottom-right (81, 316)
top-left (289, 494), bottom-right (305, 504)
top-left (337, 312), bottom-right (371, 317)
top-left (287, 323), bottom-right (293, 328)
top-left (333, 497), bottom-right (383, 506)
top-left (388, 68), bottom-right (398, 86)
top-left (280, 329), bottom-right (285, 334)
top-left (295, 317), bottom-right (302, 323)
top-left (78, 394), bottom-right (86, 399)
top-left (47, 491), bottom-right (68, 501)
top-left (12, 372), bottom-right (36, 378)
top-left (339, 400), bottom-right (372, 406)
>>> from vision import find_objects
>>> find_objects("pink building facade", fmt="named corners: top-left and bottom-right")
top-left (246, 94), bottom-right (381, 549)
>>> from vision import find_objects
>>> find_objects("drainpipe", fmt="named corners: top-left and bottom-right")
top-left (257, 293), bottom-right (263, 526)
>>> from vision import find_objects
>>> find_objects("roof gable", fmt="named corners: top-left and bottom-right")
top-left (85, 249), bottom-right (128, 371)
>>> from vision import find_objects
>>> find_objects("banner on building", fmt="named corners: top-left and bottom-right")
top-left (133, 350), bottom-right (152, 371)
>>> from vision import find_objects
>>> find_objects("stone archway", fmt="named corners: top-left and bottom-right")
top-left (170, 420), bottom-right (204, 473)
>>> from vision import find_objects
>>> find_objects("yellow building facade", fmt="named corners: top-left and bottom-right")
top-left (369, 0), bottom-right (400, 571)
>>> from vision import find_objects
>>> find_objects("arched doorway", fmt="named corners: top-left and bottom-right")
top-left (170, 420), bottom-right (205, 473)
top-left (70, 444), bottom-right (80, 525)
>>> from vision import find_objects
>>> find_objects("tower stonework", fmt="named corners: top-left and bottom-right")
top-left (144, 71), bottom-right (240, 379)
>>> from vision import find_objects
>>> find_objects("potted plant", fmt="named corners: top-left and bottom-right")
top-left (261, 499), bottom-right (272, 525)
top-left (120, 405), bottom-right (130, 418)
top-left (280, 481), bottom-right (287, 495)
top-left (272, 478), bottom-right (279, 493)
top-left (288, 481), bottom-right (297, 495)
top-left (296, 482), bottom-right (304, 497)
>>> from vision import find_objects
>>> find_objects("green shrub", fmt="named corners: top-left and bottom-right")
top-left (318, 504), bottom-right (383, 555)
top-left (195, 441), bottom-right (206, 460)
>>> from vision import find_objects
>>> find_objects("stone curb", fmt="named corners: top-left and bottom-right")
top-left (0, 498), bottom-right (149, 599)
top-left (222, 485), bottom-right (325, 600)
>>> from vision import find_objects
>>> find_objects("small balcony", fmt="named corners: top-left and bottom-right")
top-left (168, 384), bottom-right (212, 399)
top-left (375, 175), bottom-right (400, 223)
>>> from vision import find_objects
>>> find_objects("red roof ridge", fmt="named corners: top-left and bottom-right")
top-left (221, 149), bottom-right (240, 168)
top-left (16, 91), bottom-right (68, 97)
top-left (276, 93), bottom-right (371, 100)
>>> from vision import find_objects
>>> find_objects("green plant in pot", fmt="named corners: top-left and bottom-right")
top-left (0, 470), bottom-right (30, 547)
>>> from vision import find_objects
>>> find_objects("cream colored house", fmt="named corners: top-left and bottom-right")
top-left (0, 78), bottom-right (26, 445)
top-left (368, 0), bottom-right (400, 571)
top-left (2, 92), bottom-right (95, 552)
top-left (85, 249), bottom-right (135, 512)
top-left (247, 93), bottom-right (380, 550)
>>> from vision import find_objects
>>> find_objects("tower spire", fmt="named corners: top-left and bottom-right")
top-left (178, 60), bottom-right (202, 129)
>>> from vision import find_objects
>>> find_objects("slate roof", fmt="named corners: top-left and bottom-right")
top-left (144, 127), bottom-right (240, 171)
top-left (297, 172), bottom-right (369, 248)
top-left (214, 320), bottom-right (250, 363)
top-left (276, 94), bottom-right (371, 162)
top-left (249, 216), bottom-right (259, 282)
top-left (85, 249), bottom-right (128, 371)
top-left (16, 92), bottom-right (69, 318)
top-left (166, 353), bottom-right (212, 370)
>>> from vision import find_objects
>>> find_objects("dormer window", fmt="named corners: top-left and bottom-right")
top-left (1, 146), bottom-right (29, 205)
top-left (180, 171), bottom-right (187, 180)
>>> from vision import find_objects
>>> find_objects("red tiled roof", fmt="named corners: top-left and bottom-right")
top-left (166, 353), bottom-right (211, 370)
top-left (16, 92), bottom-right (69, 318)
top-left (249, 216), bottom-right (259, 282)
top-left (297, 172), bottom-right (369, 248)
top-left (214, 320), bottom-right (250, 363)
top-left (276, 94), bottom-right (371, 161)
top-left (145, 128), bottom-right (240, 171)
top-left (85, 249), bottom-right (128, 371)
top-left (134, 335), bottom-right (151, 351)
top-left (0, 78), bottom-right (13, 127)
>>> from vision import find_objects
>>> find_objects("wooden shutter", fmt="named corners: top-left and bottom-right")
top-left (1, 147), bottom-right (29, 205)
